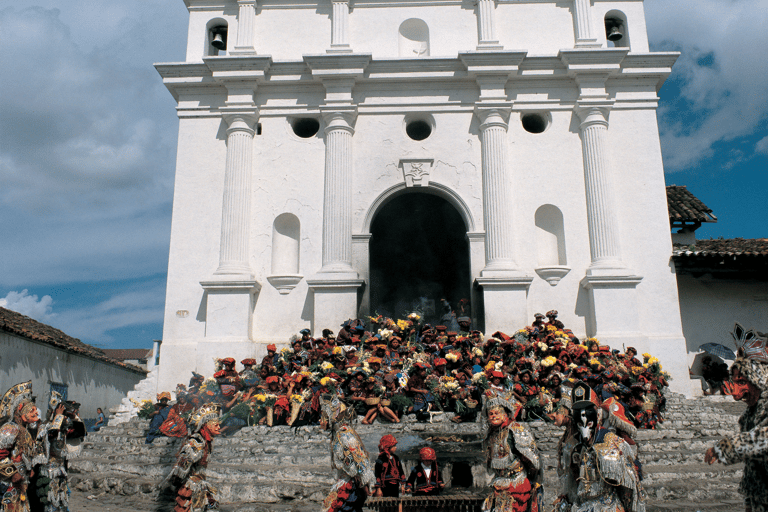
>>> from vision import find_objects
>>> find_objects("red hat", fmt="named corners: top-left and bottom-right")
top-left (221, 357), bottom-right (236, 366)
top-left (419, 447), bottom-right (437, 461)
top-left (241, 358), bottom-right (256, 366)
top-left (601, 397), bottom-right (637, 437)
top-left (267, 344), bottom-right (277, 352)
top-left (379, 434), bottom-right (398, 452)
top-left (434, 358), bottom-right (447, 366)
top-left (265, 376), bottom-right (279, 384)
top-left (490, 371), bottom-right (505, 379)
top-left (368, 357), bottom-right (382, 364)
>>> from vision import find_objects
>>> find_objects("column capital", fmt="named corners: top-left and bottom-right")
top-left (574, 100), bottom-right (614, 128)
top-left (474, 103), bottom-right (512, 130)
top-left (321, 106), bottom-right (357, 133)
top-left (237, 0), bottom-right (257, 5)
top-left (223, 112), bottom-right (259, 135)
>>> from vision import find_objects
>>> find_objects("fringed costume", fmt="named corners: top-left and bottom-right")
top-left (0, 382), bottom-right (41, 512)
top-left (555, 382), bottom-right (644, 512)
top-left (29, 391), bottom-right (86, 512)
top-left (710, 324), bottom-right (768, 512)
top-left (481, 390), bottom-right (542, 512)
top-left (165, 403), bottom-right (221, 512)
top-left (319, 393), bottom-right (375, 512)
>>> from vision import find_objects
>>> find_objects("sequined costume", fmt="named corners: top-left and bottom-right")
top-left (555, 383), bottom-right (644, 512)
top-left (29, 391), bottom-right (86, 512)
top-left (0, 382), bottom-right (41, 512)
top-left (164, 403), bottom-right (221, 512)
top-left (481, 390), bottom-right (542, 512)
top-left (319, 394), bottom-right (375, 512)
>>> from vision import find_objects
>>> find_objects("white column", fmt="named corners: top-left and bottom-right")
top-left (319, 109), bottom-right (356, 275)
top-left (576, 106), bottom-right (626, 273)
top-left (328, 0), bottom-right (352, 53)
top-left (231, 0), bottom-right (257, 54)
top-left (476, 107), bottom-right (516, 275)
top-left (573, 0), bottom-right (600, 48)
top-left (215, 113), bottom-right (257, 276)
top-left (476, 0), bottom-right (502, 50)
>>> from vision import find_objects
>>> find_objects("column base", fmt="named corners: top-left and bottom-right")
top-left (307, 277), bottom-right (365, 331)
top-left (476, 42), bottom-right (504, 51)
top-left (581, 273), bottom-right (642, 343)
top-left (475, 275), bottom-right (533, 333)
top-left (200, 278), bottom-right (261, 339)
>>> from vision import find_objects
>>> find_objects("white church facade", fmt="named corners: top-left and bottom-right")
top-left (156, 0), bottom-right (693, 394)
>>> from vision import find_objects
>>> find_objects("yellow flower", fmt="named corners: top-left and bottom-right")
top-left (397, 319), bottom-right (410, 331)
top-left (255, 394), bottom-right (267, 402)
top-left (589, 358), bottom-right (600, 366)
top-left (332, 346), bottom-right (342, 355)
top-left (485, 361), bottom-right (496, 372)
top-left (320, 377), bottom-right (331, 387)
top-left (541, 356), bottom-right (557, 367)
top-left (642, 353), bottom-right (652, 360)
top-left (408, 313), bottom-right (421, 321)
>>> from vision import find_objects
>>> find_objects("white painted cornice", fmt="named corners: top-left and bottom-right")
top-left (303, 53), bottom-right (372, 79)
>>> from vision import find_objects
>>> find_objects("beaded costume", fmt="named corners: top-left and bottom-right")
top-left (481, 390), bottom-right (542, 512)
top-left (319, 393), bottom-right (375, 512)
top-left (165, 403), bottom-right (221, 512)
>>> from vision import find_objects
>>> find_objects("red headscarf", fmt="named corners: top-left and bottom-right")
top-left (419, 447), bottom-right (436, 461)
top-left (379, 434), bottom-right (398, 452)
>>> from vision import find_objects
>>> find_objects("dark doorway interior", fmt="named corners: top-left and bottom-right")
top-left (451, 461), bottom-right (473, 488)
top-left (369, 193), bottom-right (470, 324)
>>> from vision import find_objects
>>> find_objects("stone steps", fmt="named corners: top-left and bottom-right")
top-left (70, 394), bottom-right (748, 510)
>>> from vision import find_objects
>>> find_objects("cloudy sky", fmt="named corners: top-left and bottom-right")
top-left (1, 1), bottom-right (766, 350)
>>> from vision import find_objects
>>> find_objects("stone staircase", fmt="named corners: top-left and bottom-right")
top-left (69, 394), bottom-right (746, 511)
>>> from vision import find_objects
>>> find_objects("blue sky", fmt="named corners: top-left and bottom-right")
top-left (1, 1), bottom-right (766, 350)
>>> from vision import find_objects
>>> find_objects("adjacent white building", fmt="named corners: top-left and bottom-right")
top-left (156, 0), bottom-right (694, 394)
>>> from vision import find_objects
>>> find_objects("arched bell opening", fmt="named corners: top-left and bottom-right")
top-left (368, 192), bottom-right (471, 326)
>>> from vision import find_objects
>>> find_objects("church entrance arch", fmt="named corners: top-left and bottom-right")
top-left (368, 190), bottom-right (471, 326)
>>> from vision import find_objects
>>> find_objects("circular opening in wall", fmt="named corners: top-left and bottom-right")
top-left (406, 119), bottom-right (432, 141)
top-left (521, 113), bottom-right (549, 134)
top-left (291, 118), bottom-right (320, 138)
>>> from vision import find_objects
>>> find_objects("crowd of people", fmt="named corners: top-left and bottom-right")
top-left (139, 310), bottom-right (671, 443)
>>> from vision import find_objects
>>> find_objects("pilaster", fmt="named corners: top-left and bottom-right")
top-left (476, 0), bottom-right (502, 50)
top-left (231, 0), bottom-right (257, 55)
top-left (328, 0), bottom-right (352, 53)
top-left (573, 0), bottom-right (600, 48)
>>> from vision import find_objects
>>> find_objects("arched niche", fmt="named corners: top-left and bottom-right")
top-left (534, 205), bottom-right (570, 286)
top-left (206, 18), bottom-right (228, 56)
top-left (267, 213), bottom-right (303, 294)
top-left (604, 10), bottom-right (630, 49)
top-left (399, 19), bottom-right (430, 57)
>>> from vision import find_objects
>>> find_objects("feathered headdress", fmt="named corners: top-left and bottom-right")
top-left (319, 393), bottom-right (356, 427)
top-left (480, 389), bottom-right (523, 438)
top-left (187, 403), bottom-right (221, 433)
top-left (0, 381), bottom-right (33, 424)
top-left (732, 323), bottom-right (768, 364)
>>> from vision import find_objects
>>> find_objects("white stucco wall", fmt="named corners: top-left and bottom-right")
top-left (0, 332), bottom-right (146, 419)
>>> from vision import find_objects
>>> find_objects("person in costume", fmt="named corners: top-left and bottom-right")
top-left (165, 403), bottom-right (222, 512)
top-left (29, 392), bottom-right (86, 512)
top-left (374, 435), bottom-right (404, 497)
top-left (554, 382), bottom-right (644, 512)
top-left (160, 391), bottom-right (195, 439)
top-left (318, 393), bottom-right (375, 512)
top-left (146, 392), bottom-right (172, 443)
top-left (481, 389), bottom-right (541, 512)
top-left (405, 447), bottom-right (443, 496)
top-left (705, 323), bottom-right (768, 512)
top-left (0, 381), bottom-right (44, 512)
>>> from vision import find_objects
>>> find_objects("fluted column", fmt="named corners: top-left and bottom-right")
top-left (476, 0), bottom-right (502, 50)
top-left (573, 0), bottom-right (600, 48)
top-left (328, 0), bottom-right (352, 53)
top-left (476, 107), bottom-right (517, 275)
top-left (577, 106), bottom-right (625, 272)
top-left (215, 114), bottom-right (257, 276)
top-left (319, 109), bottom-right (356, 274)
top-left (231, 0), bottom-right (257, 54)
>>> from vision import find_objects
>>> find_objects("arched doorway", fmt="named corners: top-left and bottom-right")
top-left (369, 192), bottom-right (471, 325)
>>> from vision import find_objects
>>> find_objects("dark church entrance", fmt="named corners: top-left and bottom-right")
top-left (369, 192), bottom-right (471, 326)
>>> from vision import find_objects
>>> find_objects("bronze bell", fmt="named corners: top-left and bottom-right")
top-left (211, 27), bottom-right (227, 50)
top-left (605, 18), bottom-right (624, 42)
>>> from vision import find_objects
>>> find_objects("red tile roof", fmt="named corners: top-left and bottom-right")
top-left (667, 185), bottom-right (717, 224)
top-left (0, 307), bottom-right (146, 375)
top-left (102, 348), bottom-right (152, 361)
top-left (673, 238), bottom-right (768, 257)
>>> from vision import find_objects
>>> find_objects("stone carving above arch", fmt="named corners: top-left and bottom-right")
top-left (399, 158), bottom-right (434, 187)
top-left (361, 181), bottom-right (476, 234)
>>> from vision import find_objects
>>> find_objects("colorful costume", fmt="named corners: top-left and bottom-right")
top-left (29, 392), bottom-right (86, 512)
top-left (319, 393), bottom-right (375, 512)
top-left (406, 447), bottom-right (443, 496)
top-left (374, 435), bottom-right (404, 497)
top-left (481, 390), bottom-right (541, 512)
top-left (165, 403), bottom-right (221, 512)
top-left (711, 324), bottom-right (768, 511)
top-left (0, 381), bottom-right (42, 512)
top-left (555, 383), bottom-right (644, 512)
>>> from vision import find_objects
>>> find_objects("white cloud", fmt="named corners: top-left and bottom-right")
top-left (756, 136), bottom-right (768, 155)
top-left (645, 0), bottom-right (768, 171)
top-left (0, 290), bottom-right (56, 324)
